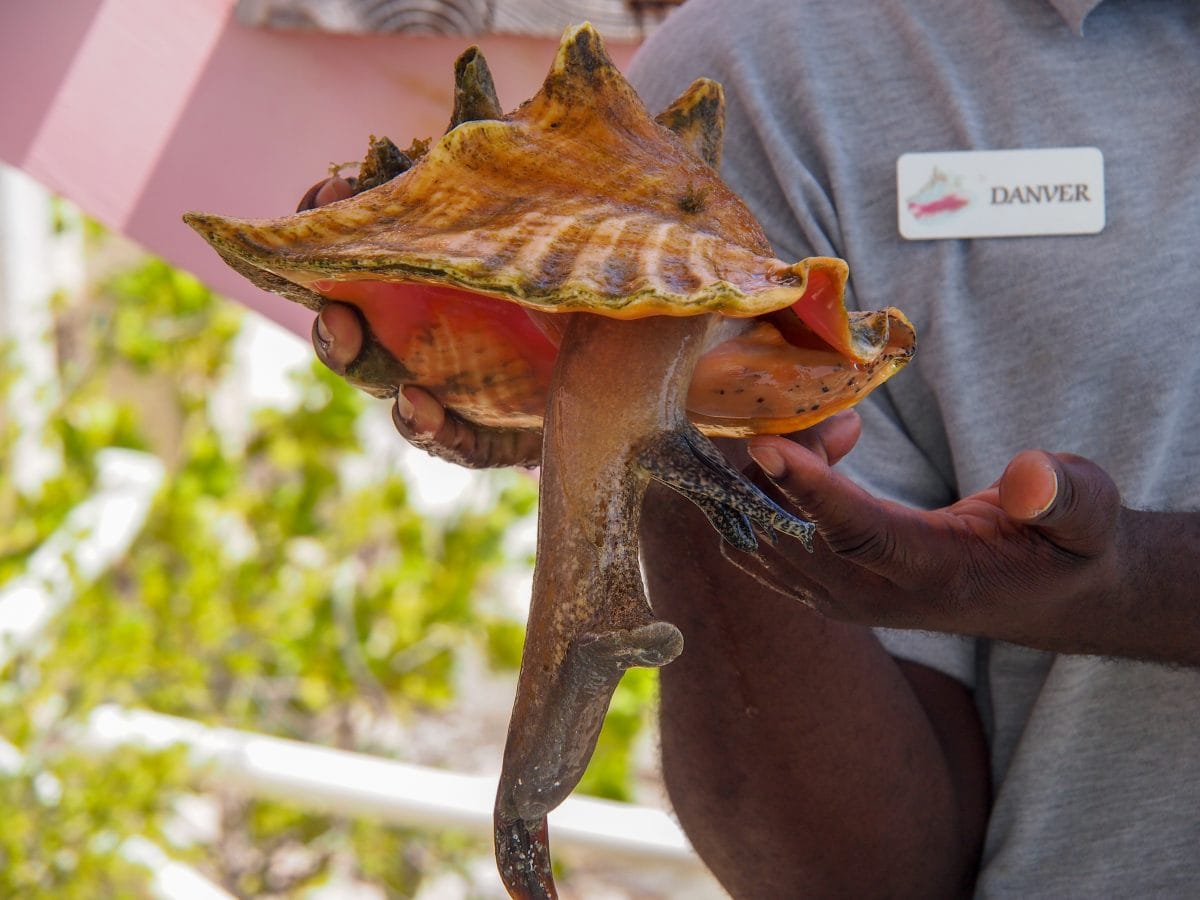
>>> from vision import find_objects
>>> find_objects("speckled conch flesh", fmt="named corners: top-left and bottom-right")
top-left (186, 23), bottom-right (914, 899)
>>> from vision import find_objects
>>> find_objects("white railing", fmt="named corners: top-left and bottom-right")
top-left (85, 705), bottom-right (701, 867)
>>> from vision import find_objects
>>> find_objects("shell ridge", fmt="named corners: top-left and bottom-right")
top-left (509, 214), bottom-right (578, 281)
top-left (637, 221), bottom-right (672, 298)
top-left (569, 216), bottom-right (631, 292)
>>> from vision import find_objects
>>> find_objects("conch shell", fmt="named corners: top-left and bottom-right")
top-left (186, 23), bottom-right (914, 899)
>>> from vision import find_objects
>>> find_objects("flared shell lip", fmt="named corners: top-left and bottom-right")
top-left (183, 209), bottom-right (848, 321)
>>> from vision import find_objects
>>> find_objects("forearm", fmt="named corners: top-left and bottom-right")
top-left (641, 486), bottom-right (988, 899)
top-left (1018, 508), bottom-right (1200, 665)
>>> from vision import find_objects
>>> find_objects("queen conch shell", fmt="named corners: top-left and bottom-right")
top-left (186, 23), bottom-right (914, 899)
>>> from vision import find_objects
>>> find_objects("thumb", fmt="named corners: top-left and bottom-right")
top-left (999, 450), bottom-right (1120, 557)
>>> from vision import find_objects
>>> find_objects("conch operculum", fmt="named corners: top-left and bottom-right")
top-left (186, 23), bottom-right (914, 899)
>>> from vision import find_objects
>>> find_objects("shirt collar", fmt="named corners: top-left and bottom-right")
top-left (1047, 0), bottom-right (1106, 35)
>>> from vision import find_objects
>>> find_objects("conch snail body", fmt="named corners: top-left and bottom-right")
top-left (186, 24), bottom-right (913, 898)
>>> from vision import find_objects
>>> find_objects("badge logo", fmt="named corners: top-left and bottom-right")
top-left (905, 167), bottom-right (972, 220)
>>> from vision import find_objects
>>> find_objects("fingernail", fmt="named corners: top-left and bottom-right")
top-left (296, 178), bottom-right (326, 212)
top-left (748, 445), bottom-right (785, 479)
top-left (314, 313), bottom-right (333, 348)
top-left (1029, 464), bottom-right (1059, 518)
top-left (394, 388), bottom-right (416, 426)
top-left (314, 304), bottom-right (363, 374)
top-left (314, 175), bottom-right (354, 207)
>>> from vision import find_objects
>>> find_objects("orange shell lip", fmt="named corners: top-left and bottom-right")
top-left (303, 271), bottom-right (914, 436)
top-left (305, 262), bottom-right (857, 360)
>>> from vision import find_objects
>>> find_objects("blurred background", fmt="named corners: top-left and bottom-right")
top-left (0, 1), bottom-right (723, 897)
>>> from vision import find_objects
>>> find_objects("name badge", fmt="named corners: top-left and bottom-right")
top-left (897, 147), bottom-right (1105, 240)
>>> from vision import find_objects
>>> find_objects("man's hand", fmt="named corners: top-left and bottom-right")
top-left (746, 434), bottom-right (1200, 665)
top-left (745, 435), bottom-right (1121, 640)
top-left (312, 301), bottom-right (542, 468)
top-left (301, 173), bottom-right (542, 469)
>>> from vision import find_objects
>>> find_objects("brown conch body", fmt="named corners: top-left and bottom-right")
top-left (186, 24), bottom-right (914, 899)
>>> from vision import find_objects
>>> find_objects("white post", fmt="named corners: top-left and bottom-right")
top-left (0, 164), bottom-right (83, 492)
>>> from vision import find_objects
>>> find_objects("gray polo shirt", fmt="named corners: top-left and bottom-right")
top-left (630, 0), bottom-right (1200, 895)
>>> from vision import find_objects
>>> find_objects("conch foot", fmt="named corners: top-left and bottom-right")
top-left (494, 813), bottom-right (555, 900)
top-left (501, 620), bottom-right (683, 821)
top-left (638, 426), bottom-right (816, 552)
top-left (495, 620), bottom-right (682, 899)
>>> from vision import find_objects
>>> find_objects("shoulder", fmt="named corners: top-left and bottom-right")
top-left (628, 0), bottom-right (874, 109)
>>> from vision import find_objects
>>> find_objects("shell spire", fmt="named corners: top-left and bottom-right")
top-left (530, 22), bottom-right (646, 124)
top-left (448, 45), bottom-right (503, 130)
top-left (654, 77), bottom-right (725, 168)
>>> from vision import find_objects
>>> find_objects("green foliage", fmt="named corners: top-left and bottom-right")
top-left (0, 339), bottom-right (91, 587)
top-left (104, 259), bottom-right (242, 394)
top-left (578, 668), bottom-right (659, 802)
top-left (0, 217), bottom-right (659, 895)
top-left (0, 747), bottom-right (190, 900)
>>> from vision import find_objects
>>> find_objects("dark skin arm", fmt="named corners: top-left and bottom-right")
top-left (640, 420), bottom-right (991, 898)
top-left (660, 429), bottom-right (1199, 894)
top-left (745, 435), bottom-right (1200, 666)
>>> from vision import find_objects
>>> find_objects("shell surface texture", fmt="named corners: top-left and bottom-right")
top-left (186, 23), bottom-right (914, 899)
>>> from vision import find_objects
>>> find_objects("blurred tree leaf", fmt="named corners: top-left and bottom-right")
top-left (0, 746), bottom-right (191, 899)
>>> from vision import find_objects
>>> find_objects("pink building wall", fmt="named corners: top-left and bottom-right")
top-left (1, 0), bottom-right (638, 337)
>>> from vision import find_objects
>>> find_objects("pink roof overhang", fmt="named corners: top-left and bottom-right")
top-left (1, 0), bottom-right (638, 337)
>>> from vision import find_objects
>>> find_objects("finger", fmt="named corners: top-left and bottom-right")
top-left (315, 175), bottom-right (355, 207)
top-left (393, 384), bottom-right (447, 438)
top-left (746, 437), bottom-right (907, 570)
top-left (999, 450), bottom-right (1120, 557)
top-left (312, 302), bottom-right (364, 374)
top-left (749, 409), bottom-right (861, 473)
top-left (297, 174), bottom-right (355, 212)
top-left (807, 409), bottom-right (862, 466)
top-left (393, 386), bottom-right (542, 469)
